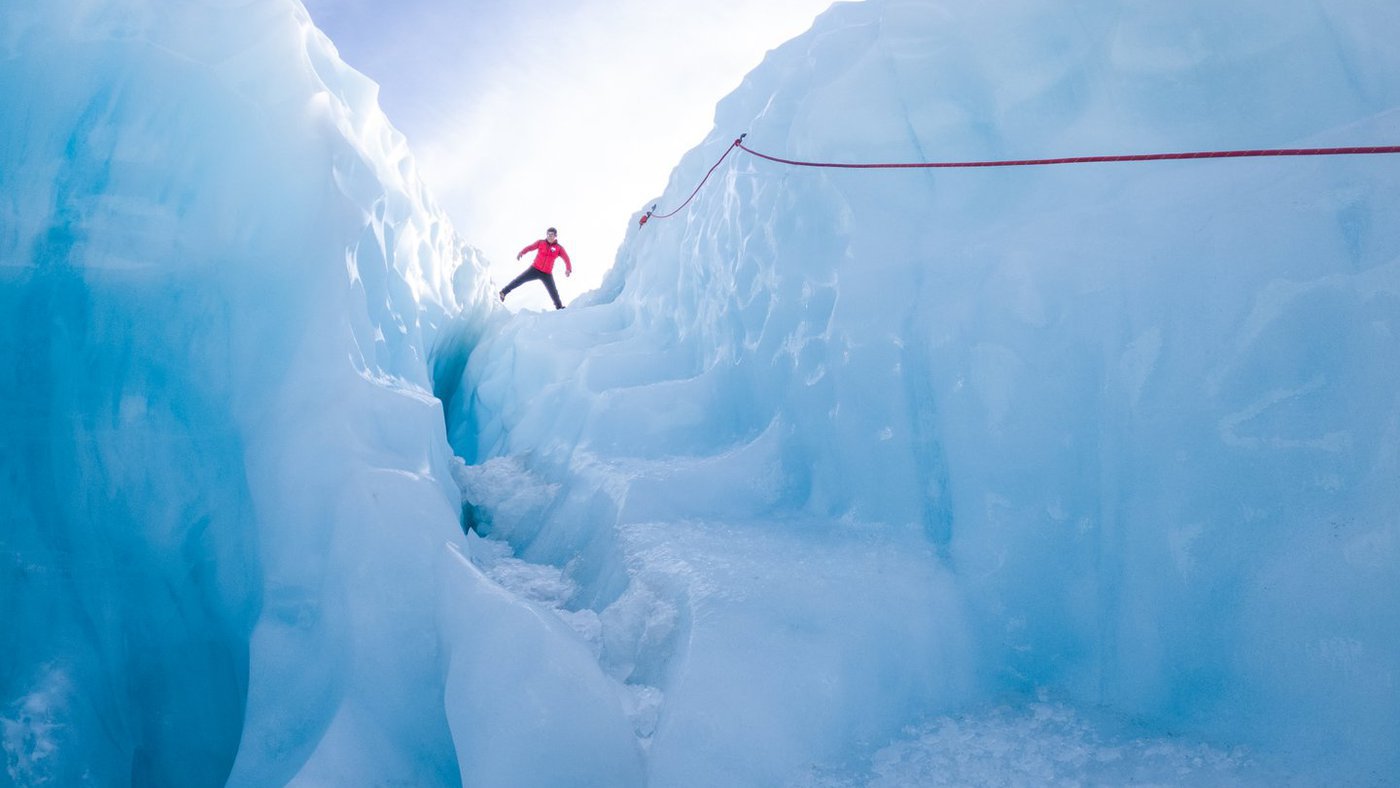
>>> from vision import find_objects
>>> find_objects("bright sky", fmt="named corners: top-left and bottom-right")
top-left (302, 0), bottom-right (834, 310)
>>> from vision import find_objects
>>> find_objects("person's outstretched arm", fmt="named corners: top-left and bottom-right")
top-left (517, 240), bottom-right (541, 260)
top-left (561, 246), bottom-right (572, 276)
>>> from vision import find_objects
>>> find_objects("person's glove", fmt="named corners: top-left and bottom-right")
top-left (566, 267), bottom-right (572, 277)
top-left (517, 253), bottom-right (523, 260)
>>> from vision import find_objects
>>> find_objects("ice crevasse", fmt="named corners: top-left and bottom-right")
top-left (450, 0), bottom-right (1400, 784)
top-left (1, 0), bottom-right (1399, 786)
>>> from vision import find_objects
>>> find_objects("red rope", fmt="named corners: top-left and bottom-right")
top-left (638, 136), bottom-right (1400, 226)
top-left (737, 141), bottom-right (1400, 169)
top-left (639, 137), bottom-right (744, 227)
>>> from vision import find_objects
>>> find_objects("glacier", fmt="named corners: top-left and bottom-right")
top-left (3, 0), bottom-right (1399, 786)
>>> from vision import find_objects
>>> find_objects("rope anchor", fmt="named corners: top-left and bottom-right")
top-left (640, 134), bottom-right (747, 228)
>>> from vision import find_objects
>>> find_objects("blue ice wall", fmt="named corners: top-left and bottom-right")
top-left (453, 0), bottom-right (1400, 782)
top-left (0, 1), bottom-right (490, 784)
top-left (2, 3), bottom-right (648, 785)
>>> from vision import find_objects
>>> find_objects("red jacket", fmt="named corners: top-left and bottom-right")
top-left (518, 240), bottom-right (572, 275)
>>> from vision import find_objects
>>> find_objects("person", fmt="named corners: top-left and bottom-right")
top-left (499, 227), bottom-right (572, 309)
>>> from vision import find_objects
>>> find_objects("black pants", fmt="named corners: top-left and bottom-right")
top-left (501, 265), bottom-right (563, 309)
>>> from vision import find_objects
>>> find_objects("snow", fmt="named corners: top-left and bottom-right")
top-left (3, 0), bottom-right (1399, 785)
top-left (800, 699), bottom-right (1273, 788)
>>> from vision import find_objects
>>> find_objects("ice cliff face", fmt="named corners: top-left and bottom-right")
top-left (453, 0), bottom-right (1400, 782)
top-left (0, 1), bottom-right (502, 784)
top-left (3, 1), bottom-right (651, 783)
